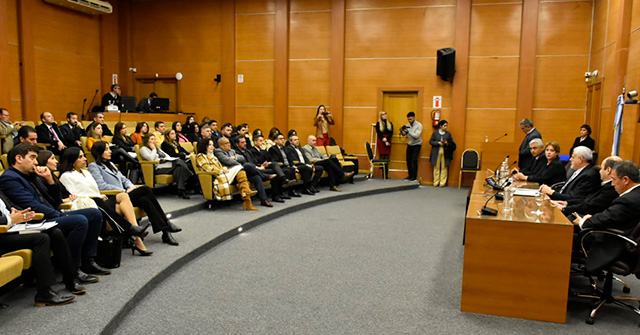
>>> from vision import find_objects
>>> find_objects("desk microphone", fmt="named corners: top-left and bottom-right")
top-left (492, 133), bottom-right (508, 143)
top-left (481, 192), bottom-right (500, 216)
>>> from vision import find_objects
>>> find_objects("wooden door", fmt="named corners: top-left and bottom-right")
top-left (134, 77), bottom-right (179, 112)
top-left (381, 91), bottom-right (419, 172)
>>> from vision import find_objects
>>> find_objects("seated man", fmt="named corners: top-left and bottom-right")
top-left (551, 156), bottom-right (621, 220)
top-left (540, 146), bottom-right (599, 202)
top-left (215, 137), bottom-right (270, 206)
top-left (233, 123), bottom-right (252, 151)
top-left (0, 192), bottom-right (89, 305)
top-left (0, 107), bottom-right (24, 154)
top-left (100, 84), bottom-right (123, 113)
top-left (136, 92), bottom-right (157, 112)
top-left (16, 125), bottom-right (38, 146)
top-left (573, 160), bottom-right (640, 235)
top-left (285, 135), bottom-right (323, 195)
top-left (268, 133), bottom-right (302, 198)
top-left (512, 138), bottom-right (545, 178)
top-left (249, 134), bottom-right (295, 202)
top-left (0, 144), bottom-right (108, 276)
top-left (200, 125), bottom-right (212, 141)
top-left (153, 121), bottom-right (166, 143)
top-left (59, 112), bottom-right (86, 148)
top-left (86, 111), bottom-right (113, 136)
top-left (35, 112), bottom-right (66, 155)
top-left (209, 120), bottom-right (222, 143)
top-left (303, 135), bottom-right (354, 192)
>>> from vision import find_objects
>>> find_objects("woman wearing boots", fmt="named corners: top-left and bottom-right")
top-left (88, 141), bottom-right (182, 246)
top-left (195, 139), bottom-right (258, 210)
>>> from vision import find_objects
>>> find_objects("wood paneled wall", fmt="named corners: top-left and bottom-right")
top-left (7, 0), bottom-right (626, 184)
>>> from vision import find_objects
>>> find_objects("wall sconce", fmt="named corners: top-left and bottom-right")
top-left (214, 74), bottom-right (221, 83)
top-left (176, 72), bottom-right (183, 81)
top-left (626, 90), bottom-right (638, 104)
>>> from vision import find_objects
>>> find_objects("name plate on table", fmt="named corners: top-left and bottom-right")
top-left (514, 188), bottom-right (539, 197)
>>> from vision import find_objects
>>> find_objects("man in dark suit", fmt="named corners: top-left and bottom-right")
top-left (0, 191), bottom-right (90, 304)
top-left (518, 118), bottom-right (542, 171)
top-left (285, 135), bottom-right (323, 195)
top-left (513, 138), bottom-right (545, 178)
top-left (540, 146), bottom-right (600, 202)
top-left (234, 136), bottom-right (275, 207)
top-left (551, 156), bottom-right (621, 218)
top-left (59, 112), bottom-right (85, 148)
top-left (574, 160), bottom-right (640, 234)
top-left (268, 133), bottom-right (302, 198)
top-left (136, 92), bottom-right (157, 112)
top-left (86, 111), bottom-right (113, 136)
top-left (249, 134), bottom-right (295, 203)
top-left (100, 84), bottom-right (123, 112)
top-left (0, 144), bottom-right (109, 277)
top-left (35, 112), bottom-right (66, 155)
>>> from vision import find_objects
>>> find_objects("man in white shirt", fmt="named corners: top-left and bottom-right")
top-left (400, 112), bottom-right (423, 181)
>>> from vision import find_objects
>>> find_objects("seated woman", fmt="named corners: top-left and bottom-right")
top-left (55, 148), bottom-right (152, 256)
top-left (195, 138), bottom-right (257, 210)
top-left (186, 122), bottom-right (200, 143)
top-left (184, 115), bottom-right (195, 128)
top-left (36, 150), bottom-right (150, 251)
top-left (130, 122), bottom-right (149, 145)
top-left (139, 134), bottom-right (194, 199)
top-left (172, 121), bottom-right (190, 143)
top-left (265, 127), bottom-right (280, 151)
top-left (88, 123), bottom-right (140, 183)
top-left (88, 141), bottom-right (182, 246)
top-left (161, 128), bottom-right (192, 161)
top-left (513, 141), bottom-right (566, 186)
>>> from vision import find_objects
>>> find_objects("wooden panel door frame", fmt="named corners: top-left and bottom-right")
top-left (133, 74), bottom-right (182, 112)
top-left (377, 88), bottom-right (424, 119)
top-left (585, 80), bottom-right (602, 144)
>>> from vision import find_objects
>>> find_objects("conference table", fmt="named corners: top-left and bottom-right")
top-left (460, 172), bottom-right (574, 323)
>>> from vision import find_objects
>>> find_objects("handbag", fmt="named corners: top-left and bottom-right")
top-left (95, 207), bottom-right (124, 269)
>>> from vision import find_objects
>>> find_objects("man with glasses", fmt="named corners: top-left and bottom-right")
top-left (0, 108), bottom-right (24, 154)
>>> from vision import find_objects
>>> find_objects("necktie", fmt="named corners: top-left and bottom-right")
top-left (279, 147), bottom-right (289, 167)
top-left (49, 126), bottom-right (60, 142)
top-left (560, 169), bottom-right (580, 193)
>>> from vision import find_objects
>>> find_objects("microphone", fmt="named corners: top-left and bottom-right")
top-left (81, 98), bottom-right (87, 120)
top-left (85, 89), bottom-right (99, 120)
top-left (492, 133), bottom-right (508, 142)
top-left (493, 155), bottom-right (510, 180)
top-left (481, 192), bottom-right (499, 216)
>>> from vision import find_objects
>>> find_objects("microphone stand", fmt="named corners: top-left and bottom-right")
top-left (84, 89), bottom-right (99, 121)
top-left (492, 133), bottom-right (508, 143)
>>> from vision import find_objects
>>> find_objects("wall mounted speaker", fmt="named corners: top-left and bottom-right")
top-left (436, 48), bottom-right (456, 82)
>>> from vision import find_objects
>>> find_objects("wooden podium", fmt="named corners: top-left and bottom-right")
top-left (480, 142), bottom-right (518, 172)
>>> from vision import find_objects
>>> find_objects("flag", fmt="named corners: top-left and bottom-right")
top-left (611, 94), bottom-right (624, 156)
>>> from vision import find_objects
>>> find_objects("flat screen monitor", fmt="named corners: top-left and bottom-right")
top-left (121, 96), bottom-right (136, 112)
top-left (150, 98), bottom-right (170, 112)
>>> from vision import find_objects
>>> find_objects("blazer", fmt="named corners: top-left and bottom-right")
top-left (518, 128), bottom-right (542, 170)
top-left (562, 181), bottom-right (618, 217)
top-left (569, 136), bottom-right (596, 156)
top-left (214, 148), bottom-right (244, 167)
top-left (285, 145), bottom-right (311, 165)
top-left (0, 121), bottom-right (20, 154)
top-left (248, 147), bottom-right (270, 165)
top-left (59, 123), bottom-right (85, 147)
top-left (520, 154), bottom-right (545, 176)
top-left (112, 135), bottom-right (136, 153)
top-left (139, 146), bottom-right (172, 169)
top-left (268, 145), bottom-right (293, 167)
top-left (302, 144), bottom-right (328, 163)
top-left (0, 167), bottom-right (62, 219)
top-left (550, 165), bottom-right (600, 202)
top-left (35, 123), bottom-right (65, 148)
top-left (136, 98), bottom-right (152, 112)
top-left (0, 190), bottom-right (15, 225)
top-left (88, 162), bottom-right (134, 192)
top-left (161, 141), bottom-right (189, 159)
top-left (582, 185), bottom-right (640, 234)
top-left (429, 130), bottom-right (456, 166)
top-left (527, 157), bottom-right (566, 186)
top-left (59, 169), bottom-right (103, 198)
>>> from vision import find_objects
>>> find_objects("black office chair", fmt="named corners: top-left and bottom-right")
top-left (365, 142), bottom-right (389, 180)
top-left (574, 222), bottom-right (640, 325)
top-left (458, 149), bottom-right (480, 189)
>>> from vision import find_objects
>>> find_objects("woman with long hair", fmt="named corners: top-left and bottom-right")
top-left (376, 111), bottom-right (393, 160)
top-left (313, 104), bottom-right (334, 147)
top-left (184, 115), bottom-right (195, 128)
top-left (130, 122), bottom-right (149, 145)
top-left (88, 141), bottom-right (182, 246)
top-left (56, 148), bottom-right (152, 256)
top-left (195, 138), bottom-right (257, 210)
top-left (140, 134), bottom-right (193, 199)
top-left (172, 121), bottom-right (190, 143)
top-left (186, 122), bottom-right (200, 143)
top-left (88, 123), bottom-right (140, 183)
top-left (265, 127), bottom-right (280, 150)
top-left (37, 147), bottom-right (148, 252)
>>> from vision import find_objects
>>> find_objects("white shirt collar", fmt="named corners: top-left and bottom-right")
top-left (619, 183), bottom-right (640, 197)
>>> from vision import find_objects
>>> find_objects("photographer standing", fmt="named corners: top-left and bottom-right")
top-left (429, 120), bottom-right (456, 187)
top-left (400, 112), bottom-right (423, 181)
top-left (314, 105), bottom-right (334, 147)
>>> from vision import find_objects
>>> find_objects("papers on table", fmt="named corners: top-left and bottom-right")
top-left (514, 188), bottom-right (539, 197)
top-left (8, 221), bottom-right (58, 233)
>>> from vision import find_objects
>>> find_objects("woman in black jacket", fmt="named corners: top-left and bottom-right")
top-left (569, 124), bottom-right (596, 156)
top-left (111, 122), bottom-right (141, 183)
top-left (522, 141), bottom-right (566, 186)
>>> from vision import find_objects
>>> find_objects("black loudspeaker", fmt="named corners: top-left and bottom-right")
top-left (436, 48), bottom-right (456, 82)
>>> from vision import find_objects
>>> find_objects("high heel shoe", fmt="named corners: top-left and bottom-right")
top-left (241, 190), bottom-right (258, 198)
top-left (131, 245), bottom-right (153, 256)
top-left (128, 223), bottom-right (149, 238)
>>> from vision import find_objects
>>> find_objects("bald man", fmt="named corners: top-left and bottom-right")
top-left (303, 135), bottom-right (353, 192)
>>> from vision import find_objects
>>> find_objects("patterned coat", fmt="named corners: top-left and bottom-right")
top-left (196, 153), bottom-right (236, 201)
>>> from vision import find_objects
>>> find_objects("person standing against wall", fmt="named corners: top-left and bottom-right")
top-left (429, 120), bottom-right (456, 187)
top-left (400, 112), bottom-right (422, 182)
top-left (314, 105), bottom-right (334, 147)
top-left (376, 111), bottom-right (393, 179)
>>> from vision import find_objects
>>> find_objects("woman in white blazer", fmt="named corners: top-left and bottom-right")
top-left (88, 141), bottom-right (182, 246)
top-left (58, 148), bottom-right (152, 256)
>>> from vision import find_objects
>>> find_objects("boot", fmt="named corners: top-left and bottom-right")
top-left (236, 171), bottom-right (258, 211)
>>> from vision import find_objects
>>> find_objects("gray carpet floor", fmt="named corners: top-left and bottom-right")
top-left (110, 187), bottom-right (640, 334)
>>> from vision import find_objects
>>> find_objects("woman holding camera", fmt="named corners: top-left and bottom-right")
top-left (314, 105), bottom-right (334, 147)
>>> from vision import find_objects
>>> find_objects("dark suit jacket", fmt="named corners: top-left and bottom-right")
top-left (112, 135), bottom-right (136, 152)
top-left (101, 93), bottom-right (123, 112)
top-left (35, 123), bottom-right (65, 150)
top-left (136, 98), bottom-right (152, 112)
top-left (0, 191), bottom-right (16, 225)
top-left (518, 128), bottom-right (542, 170)
top-left (569, 136), bottom-right (596, 156)
top-left (582, 186), bottom-right (640, 234)
top-left (0, 167), bottom-right (62, 219)
top-left (520, 154), bottom-right (544, 176)
top-left (59, 123), bottom-right (85, 147)
top-left (550, 165), bottom-right (600, 201)
top-left (285, 145), bottom-right (311, 166)
top-left (161, 141), bottom-right (189, 159)
top-left (562, 181), bottom-right (618, 217)
top-left (268, 145), bottom-right (293, 167)
top-left (86, 122), bottom-right (113, 136)
top-left (527, 157), bottom-right (566, 186)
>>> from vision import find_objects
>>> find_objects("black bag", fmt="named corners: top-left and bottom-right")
top-left (96, 234), bottom-right (123, 269)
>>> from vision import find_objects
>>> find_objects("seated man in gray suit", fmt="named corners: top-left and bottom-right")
top-left (540, 146), bottom-right (599, 202)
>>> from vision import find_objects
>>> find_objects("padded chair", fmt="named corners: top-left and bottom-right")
top-left (326, 145), bottom-right (356, 169)
top-left (190, 154), bottom-right (238, 203)
top-left (180, 141), bottom-right (194, 153)
top-left (458, 149), bottom-right (480, 189)
top-left (135, 144), bottom-right (174, 189)
top-left (365, 142), bottom-right (389, 180)
top-left (97, 189), bottom-right (147, 220)
top-left (0, 154), bottom-right (7, 170)
top-left (574, 222), bottom-right (640, 325)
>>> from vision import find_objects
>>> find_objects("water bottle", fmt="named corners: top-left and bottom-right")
top-left (503, 182), bottom-right (515, 212)
top-left (499, 159), bottom-right (509, 183)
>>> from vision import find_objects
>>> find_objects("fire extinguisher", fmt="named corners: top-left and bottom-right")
top-left (431, 109), bottom-right (441, 128)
